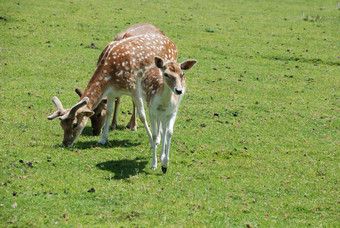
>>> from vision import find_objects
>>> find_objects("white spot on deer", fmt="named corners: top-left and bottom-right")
top-left (103, 70), bottom-right (107, 74)
top-left (105, 76), bottom-right (111, 81)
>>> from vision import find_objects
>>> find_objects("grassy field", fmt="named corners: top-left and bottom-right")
top-left (1, 0), bottom-right (339, 226)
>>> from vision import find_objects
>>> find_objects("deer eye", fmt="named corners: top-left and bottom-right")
top-left (164, 73), bottom-right (170, 78)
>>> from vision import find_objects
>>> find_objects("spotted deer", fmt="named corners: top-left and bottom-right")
top-left (141, 56), bottom-right (197, 173)
top-left (75, 24), bottom-right (167, 135)
top-left (48, 34), bottom-right (177, 147)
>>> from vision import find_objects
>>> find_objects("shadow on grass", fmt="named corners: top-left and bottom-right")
top-left (81, 126), bottom-right (93, 136)
top-left (51, 138), bottom-right (141, 150)
top-left (75, 138), bottom-right (140, 149)
top-left (81, 125), bottom-right (128, 136)
top-left (96, 158), bottom-right (149, 180)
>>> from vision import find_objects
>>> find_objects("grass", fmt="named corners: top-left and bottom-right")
top-left (1, 0), bottom-right (339, 226)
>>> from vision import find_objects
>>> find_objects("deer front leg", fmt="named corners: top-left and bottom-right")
top-left (98, 95), bottom-right (115, 145)
top-left (110, 97), bottom-right (120, 130)
top-left (150, 114), bottom-right (160, 170)
top-left (132, 96), bottom-right (153, 147)
top-left (161, 114), bottom-right (177, 174)
top-left (126, 100), bottom-right (137, 131)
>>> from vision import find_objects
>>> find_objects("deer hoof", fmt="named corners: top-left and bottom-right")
top-left (98, 138), bottom-right (106, 145)
top-left (125, 124), bottom-right (137, 132)
top-left (161, 167), bottom-right (167, 174)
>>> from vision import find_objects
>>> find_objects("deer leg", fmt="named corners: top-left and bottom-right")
top-left (110, 97), bottom-right (120, 130)
top-left (132, 96), bottom-right (153, 147)
top-left (98, 95), bottom-right (115, 145)
top-left (150, 114), bottom-right (160, 170)
top-left (161, 113), bottom-right (177, 174)
top-left (126, 100), bottom-right (137, 131)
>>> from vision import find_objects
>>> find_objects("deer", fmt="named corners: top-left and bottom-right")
top-left (74, 88), bottom-right (106, 136)
top-left (75, 24), bottom-right (167, 135)
top-left (141, 56), bottom-right (197, 173)
top-left (47, 33), bottom-right (178, 148)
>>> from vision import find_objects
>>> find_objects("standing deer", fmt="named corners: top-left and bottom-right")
top-left (75, 24), bottom-right (167, 135)
top-left (141, 57), bottom-right (197, 173)
top-left (48, 34), bottom-right (177, 147)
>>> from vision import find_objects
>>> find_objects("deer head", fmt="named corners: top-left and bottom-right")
top-left (47, 96), bottom-right (94, 147)
top-left (75, 88), bottom-right (107, 136)
top-left (154, 56), bottom-right (197, 95)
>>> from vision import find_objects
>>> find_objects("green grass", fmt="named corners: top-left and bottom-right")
top-left (1, 0), bottom-right (339, 226)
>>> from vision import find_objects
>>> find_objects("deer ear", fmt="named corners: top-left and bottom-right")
top-left (181, 60), bottom-right (197, 70)
top-left (154, 56), bottom-right (164, 69)
top-left (82, 109), bottom-right (95, 117)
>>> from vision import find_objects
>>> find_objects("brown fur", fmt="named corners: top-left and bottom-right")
top-left (48, 33), bottom-right (177, 147)
top-left (82, 24), bottom-right (171, 134)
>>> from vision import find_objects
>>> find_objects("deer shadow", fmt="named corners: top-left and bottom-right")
top-left (81, 126), bottom-right (93, 136)
top-left (96, 158), bottom-right (149, 180)
top-left (75, 138), bottom-right (141, 149)
top-left (81, 125), bottom-right (127, 137)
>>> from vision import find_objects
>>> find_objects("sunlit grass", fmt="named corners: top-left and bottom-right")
top-left (0, 0), bottom-right (339, 226)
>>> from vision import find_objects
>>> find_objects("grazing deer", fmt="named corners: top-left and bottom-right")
top-left (141, 56), bottom-right (197, 173)
top-left (74, 88), bottom-right (107, 136)
top-left (48, 34), bottom-right (177, 147)
top-left (76, 24), bottom-right (167, 135)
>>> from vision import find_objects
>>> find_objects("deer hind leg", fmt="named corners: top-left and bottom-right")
top-left (110, 97), bottom-right (120, 130)
top-left (126, 100), bottom-right (137, 131)
top-left (98, 95), bottom-right (115, 145)
top-left (132, 96), bottom-right (153, 147)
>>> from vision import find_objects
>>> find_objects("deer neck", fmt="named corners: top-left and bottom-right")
top-left (80, 69), bottom-right (109, 111)
top-left (160, 82), bottom-right (174, 103)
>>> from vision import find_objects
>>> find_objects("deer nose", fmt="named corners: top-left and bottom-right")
top-left (175, 88), bottom-right (183, 95)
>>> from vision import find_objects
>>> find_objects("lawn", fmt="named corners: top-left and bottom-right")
top-left (0, 0), bottom-right (339, 226)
